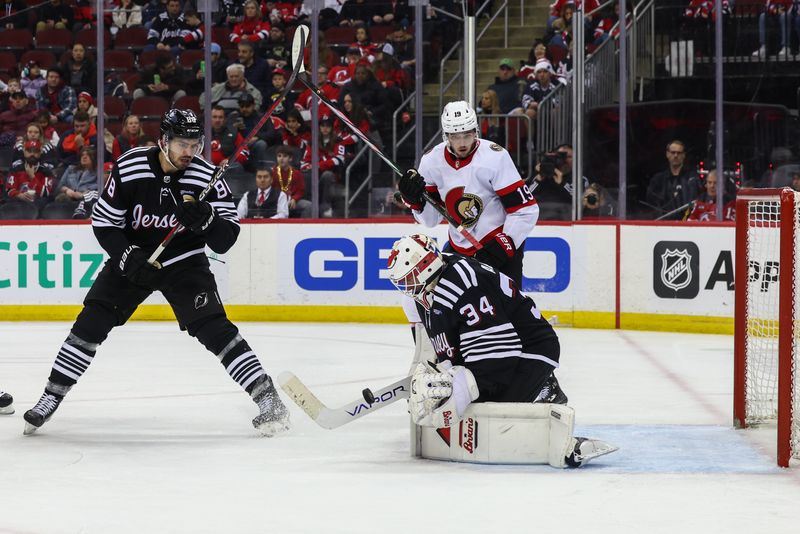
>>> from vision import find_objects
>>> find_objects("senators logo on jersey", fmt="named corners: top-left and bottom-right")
top-left (445, 187), bottom-right (484, 228)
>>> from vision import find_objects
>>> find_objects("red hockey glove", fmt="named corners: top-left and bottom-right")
top-left (475, 232), bottom-right (516, 268)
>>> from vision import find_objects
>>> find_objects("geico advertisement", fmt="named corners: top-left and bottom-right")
top-left (621, 225), bottom-right (735, 316)
top-left (267, 223), bottom-right (579, 308)
top-left (0, 225), bottom-right (228, 305)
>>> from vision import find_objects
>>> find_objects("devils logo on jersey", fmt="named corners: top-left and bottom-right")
top-left (445, 187), bottom-right (483, 228)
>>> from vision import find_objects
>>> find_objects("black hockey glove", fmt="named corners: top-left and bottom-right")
top-left (175, 199), bottom-right (215, 234)
top-left (475, 232), bottom-right (516, 269)
top-left (119, 245), bottom-right (161, 289)
top-left (398, 168), bottom-right (426, 210)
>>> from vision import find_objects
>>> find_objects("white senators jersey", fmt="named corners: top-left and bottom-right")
top-left (414, 140), bottom-right (539, 254)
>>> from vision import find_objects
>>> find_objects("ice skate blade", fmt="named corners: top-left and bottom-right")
top-left (0, 405), bottom-right (14, 415)
top-left (23, 422), bottom-right (40, 435)
top-left (572, 441), bottom-right (619, 467)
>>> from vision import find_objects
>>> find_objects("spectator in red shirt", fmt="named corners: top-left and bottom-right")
top-left (687, 169), bottom-right (735, 221)
top-left (12, 121), bottom-right (57, 165)
top-left (335, 93), bottom-right (371, 143)
top-left (231, 0), bottom-right (271, 44)
top-left (351, 26), bottom-right (380, 61)
top-left (5, 139), bottom-right (55, 209)
top-left (281, 109), bottom-right (311, 151)
top-left (273, 145), bottom-right (310, 218)
top-left (372, 43), bottom-right (409, 108)
top-left (295, 65), bottom-right (341, 118)
top-left (301, 116), bottom-right (348, 217)
top-left (57, 110), bottom-right (98, 168)
top-left (264, 1), bottom-right (300, 26)
top-left (209, 105), bottom-right (248, 166)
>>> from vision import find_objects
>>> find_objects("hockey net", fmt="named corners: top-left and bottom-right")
top-left (734, 188), bottom-right (800, 467)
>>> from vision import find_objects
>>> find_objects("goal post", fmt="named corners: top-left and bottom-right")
top-left (734, 187), bottom-right (799, 467)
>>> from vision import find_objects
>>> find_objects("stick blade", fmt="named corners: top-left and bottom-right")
top-left (291, 24), bottom-right (309, 74)
top-left (278, 371), bottom-right (325, 420)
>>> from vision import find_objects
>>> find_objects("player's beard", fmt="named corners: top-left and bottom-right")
top-left (168, 149), bottom-right (193, 170)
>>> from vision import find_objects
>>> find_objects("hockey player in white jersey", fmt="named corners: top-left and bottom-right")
top-left (397, 101), bottom-right (538, 286)
top-left (388, 234), bottom-right (617, 467)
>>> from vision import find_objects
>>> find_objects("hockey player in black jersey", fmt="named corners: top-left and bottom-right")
top-left (388, 234), bottom-right (616, 467)
top-left (23, 109), bottom-right (290, 437)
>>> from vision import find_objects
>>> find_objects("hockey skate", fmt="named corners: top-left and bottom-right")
top-left (251, 375), bottom-right (291, 437)
top-left (565, 437), bottom-right (618, 467)
top-left (533, 373), bottom-right (568, 405)
top-left (23, 384), bottom-right (70, 435)
top-left (0, 391), bottom-right (13, 415)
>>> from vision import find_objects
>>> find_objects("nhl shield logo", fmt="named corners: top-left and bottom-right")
top-left (653, 241), bottom-right (700, 299)
top-left (660, 249), bottom-right (692, 291)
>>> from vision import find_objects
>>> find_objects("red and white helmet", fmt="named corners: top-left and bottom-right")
top-left (441, 100), bottom-right (479, 144)
top-left (387, 234), bottom-right (444, 310)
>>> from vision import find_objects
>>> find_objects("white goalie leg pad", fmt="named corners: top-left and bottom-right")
top-left (415, 403), bottom-right (580, 466)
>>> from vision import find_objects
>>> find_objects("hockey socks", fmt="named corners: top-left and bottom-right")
top-left (216, 334), bottom-right (267, 394)
top-left (50, 333), bottom-right (99, 386)
top-left (23, 381), bottom-right (72, 435)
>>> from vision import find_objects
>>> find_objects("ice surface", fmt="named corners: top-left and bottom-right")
top-left (1, 322), bottom-right (799, 534)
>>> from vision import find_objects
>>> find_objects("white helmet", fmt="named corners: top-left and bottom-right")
top-left (441, 100), bottom-right (479, 144)
top-left (387, 234), bottom-right (444, 310)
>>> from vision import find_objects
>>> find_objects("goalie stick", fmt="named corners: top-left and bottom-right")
top-left (295, 70), bottom-right (482, 250)
top-left (147, 25), bottom-right (310, 266)
top-left (278, 371), bottom-right (410, 429)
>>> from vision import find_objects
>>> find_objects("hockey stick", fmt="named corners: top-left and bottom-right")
top-left (147, 25), bottom-right (310, 266)
top-left (278, 371), bottom-right (410, 429)
top-left (295, 72), bottom-right (482, 250)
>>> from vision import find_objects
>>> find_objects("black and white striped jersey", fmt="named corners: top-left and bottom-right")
top-left (92, 146), bottom-right (239, 267)
top-left (418, 255), bottom-right (560, 392)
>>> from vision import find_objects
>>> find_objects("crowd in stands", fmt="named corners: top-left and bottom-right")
top-left (0, 0), bottom-right (427, 220)
top-left (1, 0), bottom-right (792, 222)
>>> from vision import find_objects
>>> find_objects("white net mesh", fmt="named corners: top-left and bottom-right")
top-left (742, 193), bottom-right (800, 461)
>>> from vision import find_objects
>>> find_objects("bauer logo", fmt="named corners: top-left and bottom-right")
top-left (653, 241), bottom-right (700, 298)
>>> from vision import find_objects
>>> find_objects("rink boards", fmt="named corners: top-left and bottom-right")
top-left (0, 220), bottom-right (738, 333)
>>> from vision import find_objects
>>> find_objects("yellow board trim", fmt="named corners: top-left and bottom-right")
top-left (0, 305), bottom-right (735, 334)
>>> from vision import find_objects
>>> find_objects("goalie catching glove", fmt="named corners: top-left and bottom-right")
top-left (409, 361), bottom-right (479, 427)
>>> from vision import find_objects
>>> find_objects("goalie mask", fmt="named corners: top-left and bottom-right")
top-left (387, 234), bottom-right (444, 310)
top-left (441, 100), bottom-right (479, 144)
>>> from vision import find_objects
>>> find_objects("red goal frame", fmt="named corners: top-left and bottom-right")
top-left (734, 187), bottom-right (796, 467)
